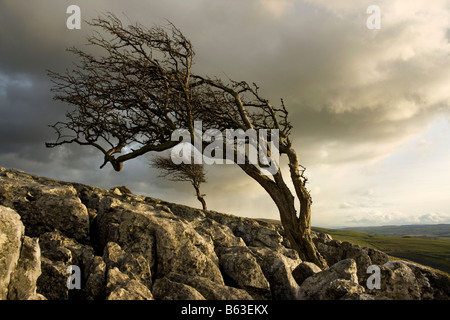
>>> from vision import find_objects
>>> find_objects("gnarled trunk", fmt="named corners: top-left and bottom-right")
top-left (238, 160), bottom-right (328, 270)
top-left (193, 183), bottom-right (207, 211)
top-left (270, 175), bottom-right (328, 270)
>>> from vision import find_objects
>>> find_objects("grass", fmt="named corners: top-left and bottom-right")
top-left (312, 227), bottom-right (450, 275)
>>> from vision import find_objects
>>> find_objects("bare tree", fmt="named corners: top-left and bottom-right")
top-left (151, 154), bottom-right (207, 210)
top-left (46, 13), bottom-right (328, 268)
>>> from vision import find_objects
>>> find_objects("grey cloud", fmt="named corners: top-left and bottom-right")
top-left (1, 1), bottom-right (450, 224)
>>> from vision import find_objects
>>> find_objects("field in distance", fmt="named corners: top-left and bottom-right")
top-left (256, 219), bottom-right (450, 275)
top-left (312, 226), bottom-right (450, 275)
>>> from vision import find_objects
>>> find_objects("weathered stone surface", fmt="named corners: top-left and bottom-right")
top-left (39, 231), bottom-right (95, 272)
top-left (403, 261), bottom-right (450, 300)
top-left (152, 277), bottom-right (205, 300)
top-left (36, 231), bottom-right (96, 300)
top-left (366, 261), bottom-right (421, 300)
top-left (83, 256), bottom-right (106, 300)
top-left (313, 231), bottom-right (390, 285)
top-left (103, 242), bottom-right (152, 289)
top-left (218, 246), bottom-right (271, 299)
top-left (0, 206), bottom-right (25, 300)
top-left (0, 173), bottom-right (89, 243)
top-left (364, 247), bottom-right (389, 266)
top-left (96, 197), bottom-right (223, 284)
top-left (250, 247), bottom-right (301, 299)
top-left (292, 261), bottom-right (322, 286)
top-left (1, 167), bottom-right (450, 300)
top-left (8, 236), bottom-right (41, 300)
top-left (37, 257), bottom-right (69, 300)
top-left (298, 259), bottom-right (365, 300)
top-left (167, 273), bottom-right (253, 300)
top-left (106, 267), bottom-right (153, 300)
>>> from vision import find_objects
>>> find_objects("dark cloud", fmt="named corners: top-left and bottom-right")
top-left (1, 0), bottom-right (450, 225)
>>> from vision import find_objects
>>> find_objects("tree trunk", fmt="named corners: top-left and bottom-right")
top-left (269, 179), bottom-right (328, 269)
top-left (193, 184), bottom-right (207, 210)
top-left (237, 162), bottom-right (328, 269)
top-left (197, 195), bottom-right (207, 211)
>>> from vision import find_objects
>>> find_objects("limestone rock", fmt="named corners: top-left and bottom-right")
top-left (218, 246), bottom-right (271, 299)
top-left (298, 259), bottom-right (365, 300)
top-left (364, 247), bottom-right (389, 265)
top-left (0, 174), bottom-right (90, 243)
top-left (292, 261), bottom-right (322, 286)
top-left (167, 273), bottom-right (253, 300)
top-left (152, 277), bottom-right (205, 300)
top-left (313, 232), bottom-right (389, 285)
top-left (37, 257), bottom-right (70, 300)
top-left (1, 167), bottom-right (450, 300)
top-left (366, 261), bottom-right (421, 300)
top-left (96, 197), bottom-right (223, 284)
top-left (0, 206), bottom-right (25, 300)
top-left (82, 256), bottom-right (106, 300)
top-left (250, 247), bottom-right (301, 299)
top-left (403, 261), bottom-right (450, 300)
top-left (37, 231), bottom-right (96, 300)
top-left (7, 236), bottom-right (41, 300)
top-left (106, 267), bottom-right (153, 300)
top-left (103, 242), bottom-right (152, 289)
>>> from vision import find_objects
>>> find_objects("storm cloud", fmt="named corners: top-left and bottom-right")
top-left (1, 0), bottom-right (450, 227)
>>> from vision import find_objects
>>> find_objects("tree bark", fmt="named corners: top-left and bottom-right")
top-left (237, 162), bottom-right (328, 270)
top-left (271, 178), bottom-right (328, 270)
top-left (193, 183), bottom-right (207, 210)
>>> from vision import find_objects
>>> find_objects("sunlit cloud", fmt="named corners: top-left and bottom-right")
top-left (1, 0), bottom-right (450, 227)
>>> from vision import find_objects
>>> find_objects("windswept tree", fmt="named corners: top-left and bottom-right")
top-left (46, 14), bottom-right (328, 268)
top-left (151, 154), bottom-right (207, 210)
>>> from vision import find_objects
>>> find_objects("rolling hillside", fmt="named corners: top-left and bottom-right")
top-left (340, 224), bottom-right (450, 239)
top-left (312, 226), bottom-right (450, 275)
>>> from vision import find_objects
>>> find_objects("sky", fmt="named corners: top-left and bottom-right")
top-left (1, 0), bottom-right (450, 228)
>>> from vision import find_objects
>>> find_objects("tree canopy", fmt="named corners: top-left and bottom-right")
top-left (47, 13), bottom-right (328, 268)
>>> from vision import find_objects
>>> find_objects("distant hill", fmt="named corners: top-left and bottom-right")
top-left (312, 226), bottom-right (450, 275)
top-left (340, 224), bottom-right (450, 239)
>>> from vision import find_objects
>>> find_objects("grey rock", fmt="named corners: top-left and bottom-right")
top-left (103, 242), bottom-right (126, 269)
top-left (37, 257), bottom-right (70, 300)
top-left (364, 247), bottom-right (389, 265)
top-left (403, 261), bottom-right (450, 300)
top-left (313, 233), bottom-right (389, 284)
top-left (167, 273), bottom-right (253, 300)
top-left (106, 267), bottom-right (153, 300)
top-left (82, 256), bottom-right (106, 300)
top-left (292, 261), bottom-right (322, 286)
top-left (366, 261), bottom-right (421, 300)
top-left (0, 206), bottom-right (25, 299)
top-left (218, 246), bottom-right (271, 299)
top-left (7, 236), bottom-right (41, 300)
top-left (37, 231), bottom-right (96, 300)
top-left (1, 167), bottom-right (450, 300)
top-left (298, 259), bottom-right (365, 300)
top-left (96, 197), bottom-right (224, 285)
top-left (39, 231), bottom-right (95, 272)
top-left (0, 175), bottom-right (90, 243)
top-left (152, 277), bottom-right (205, 300)
top-left (250, 247), bottom-right (301, 299)
top-left (103, 242), bottom-right (152, 289)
